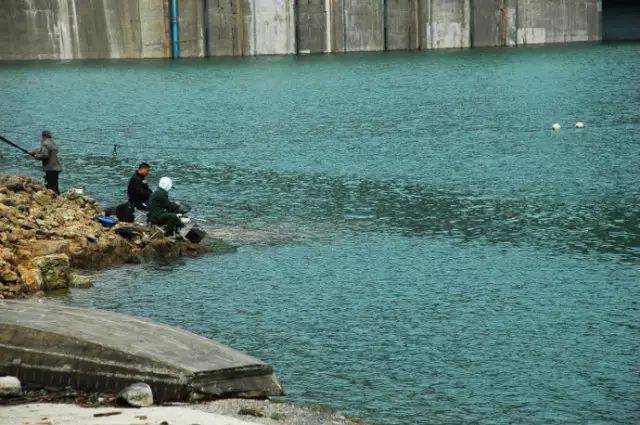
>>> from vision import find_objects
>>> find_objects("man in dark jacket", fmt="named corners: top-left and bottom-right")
top-left (147, 177), bottom-right (184, 236)
top-left (29, 130), bottom-right (62, 194)
top-left (127, 162), bottom-right (152, 210)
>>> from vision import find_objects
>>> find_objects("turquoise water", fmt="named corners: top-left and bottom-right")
top-left (1, 43), bottom-right (639, 424)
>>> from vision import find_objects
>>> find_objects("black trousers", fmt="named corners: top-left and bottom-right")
top-left (152, 213), bottom-right (182, 236)
top-left (44, 171), bottom-right (60, 194)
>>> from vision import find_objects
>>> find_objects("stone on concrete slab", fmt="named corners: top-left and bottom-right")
top-left (0, 376), bottom-right (22, 397)
top-left (117, 383), bottom-right (154, 407)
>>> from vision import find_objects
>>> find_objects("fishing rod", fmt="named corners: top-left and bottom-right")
top-left (0, 134), bottom-right (33, 156)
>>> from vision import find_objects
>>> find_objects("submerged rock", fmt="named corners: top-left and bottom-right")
top-left (0, 376), bottom-right (22, 398)
top-left (117, 383), bottom-right (154, 407)
top-left (69, 273), bottom-right (93, 289)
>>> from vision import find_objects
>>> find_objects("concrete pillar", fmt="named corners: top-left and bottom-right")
top-left (206, 0), bottom-right (252, 56)
top-left (253, 0), bottom-right (296, 55)
top-left (139, 0), bottom-right (171, 58)
top-left (586, 0), bottom-right (601, 41)
top-left (178, 0), bottom-right (205, 57)
top-left (385, 0), bottom-right (420, 50)
top-left (471, 0), bottom-right (516, 47)
top-left (296, 0), bottom-right (327, 53)
top-left (328, 0), bottom-right (346, 52)
top-left (343, 0), bottom-right (384, 51)
top-left (69, 0), bottom-right (143, 59)
top-left (516, 0), bottom-right (598, 45)
top-left (420, 0), bottom-right (471, 49)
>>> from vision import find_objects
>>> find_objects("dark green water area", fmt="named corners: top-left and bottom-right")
top-left (1, 43), bottom-right (639, 424)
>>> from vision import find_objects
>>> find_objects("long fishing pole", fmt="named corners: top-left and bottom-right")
top-left (0, 134), bottom-right (33, 156)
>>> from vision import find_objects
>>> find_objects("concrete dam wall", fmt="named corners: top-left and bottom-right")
top-left (0, 0), bottom-right (606, 60)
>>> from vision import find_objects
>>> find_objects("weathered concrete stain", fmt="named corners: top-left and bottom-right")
top-left (207, 0), bottom-right (253, 56)
top-left (516, 0), bottom-right (601, 46)
top-left (343, 0), bottom-right (384, 52)
top-left (253, 0), bottom-right (295, 55)
top-left (296, 0), bottom-right (326, 53)
top-left (385, 0), bottom-right (420, 51)
top-left (0, 0), bottom-right (620, 60)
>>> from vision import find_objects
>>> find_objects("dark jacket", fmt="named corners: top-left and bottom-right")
top-left (147, 188), bottom-right (181, 223)
top-left (127, 171), bottom-right (152, 210)
top-left (32, 139), bottom-right (62, 172)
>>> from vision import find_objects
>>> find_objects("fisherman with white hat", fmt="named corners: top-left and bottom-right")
top-left (147, 177), bottom-right (187, 237)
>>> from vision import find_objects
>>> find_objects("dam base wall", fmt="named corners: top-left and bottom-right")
top-left (0, 0), bottom-right (616, 61)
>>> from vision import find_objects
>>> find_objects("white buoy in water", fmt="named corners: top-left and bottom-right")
top-left (576, 121), bottom-right (585, 128)
top-left (552, 123), bottom-right (561, 131)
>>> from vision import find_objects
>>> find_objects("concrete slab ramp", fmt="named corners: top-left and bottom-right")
top-left (0, 300), bottom-right (283, 402)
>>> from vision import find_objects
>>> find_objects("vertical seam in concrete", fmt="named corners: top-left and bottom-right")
top-left (325, 0), bottom-right (331, 52)
top-left (102, 0), bottom-right (116, 58)
top-left (383, 0), bottom-right (388, 51)
top-left (342, 0), bottom-right (346, 51)
top-left (137, 0), bottom-right (143, 57)
top-left (562, 0), bottom-right (566, 43)
top-left (69, 0), bottom-right (80, 58)
top-left (468, 0), bottom-right (473, 48)
top-left (202, 0), bottom-right (209, 56)
top-left (251, 0), bottom-right (257, 55)
top-left (428, 0), bottom-right (433, 49)
top-left (417, 0), bottom-right (423, 50)
top-left (597, 0), bottom-right (602, 41)
top-left (413, 0), bottom-right (422, 50)
top-left (294, 0), bottom-right (300, 54)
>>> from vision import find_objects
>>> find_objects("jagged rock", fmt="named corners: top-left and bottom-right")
top-left (0, 376), bottom-right (22, 397)
top-left (28, 239), bottom-right (70, 257)
top-left (0, 173), bottom-right (209, 298)
top-left (33, 254), bottom-right (71, 291)
top-left (69, 273), bottom-right (93, 289)
top-left (17, 265), bottom-right (44, 291)
top-left (33, 191), bottom-right (53, 206)
top-left (1, 175), bottom-right (26, 191)
top-left (117, 383), bottom-right (154, 407)
top-left (0, 259), bottom-right (18, 283)
top-left (0, 247), bottom-right (16, 264)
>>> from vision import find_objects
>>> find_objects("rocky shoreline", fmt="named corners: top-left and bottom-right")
top-left (0, 173), bottom-right (369, 424)
top-left (0, 174), bottom-right (229, 299)
top-left (0, 386), bottom-right (366, 425)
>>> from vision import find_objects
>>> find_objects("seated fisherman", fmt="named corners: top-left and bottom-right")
top-left (147, 177), bottom-right (185, 236)
top-left (127, 162), bottom-right (152, 210)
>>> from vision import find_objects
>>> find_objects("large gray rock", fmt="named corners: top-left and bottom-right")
top-left (117, 382), bottom-right (154, 407)
top-left (0, 376), bottom-right (22, 397)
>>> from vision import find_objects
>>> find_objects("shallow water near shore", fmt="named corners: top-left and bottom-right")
top-left (1, 43), bottom-right (640, 424)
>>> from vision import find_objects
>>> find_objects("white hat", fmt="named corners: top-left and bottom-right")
top-left (159, 177), bottom-right (173, 191)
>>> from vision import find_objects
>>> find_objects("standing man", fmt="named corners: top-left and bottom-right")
top-left (29, 130), bottom-right (61, 194)
top-left (127, 162), bottom-right (152, 210)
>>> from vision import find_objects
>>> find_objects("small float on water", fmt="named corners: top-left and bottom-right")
top-left (0, 300), bottom-right (283, 401)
